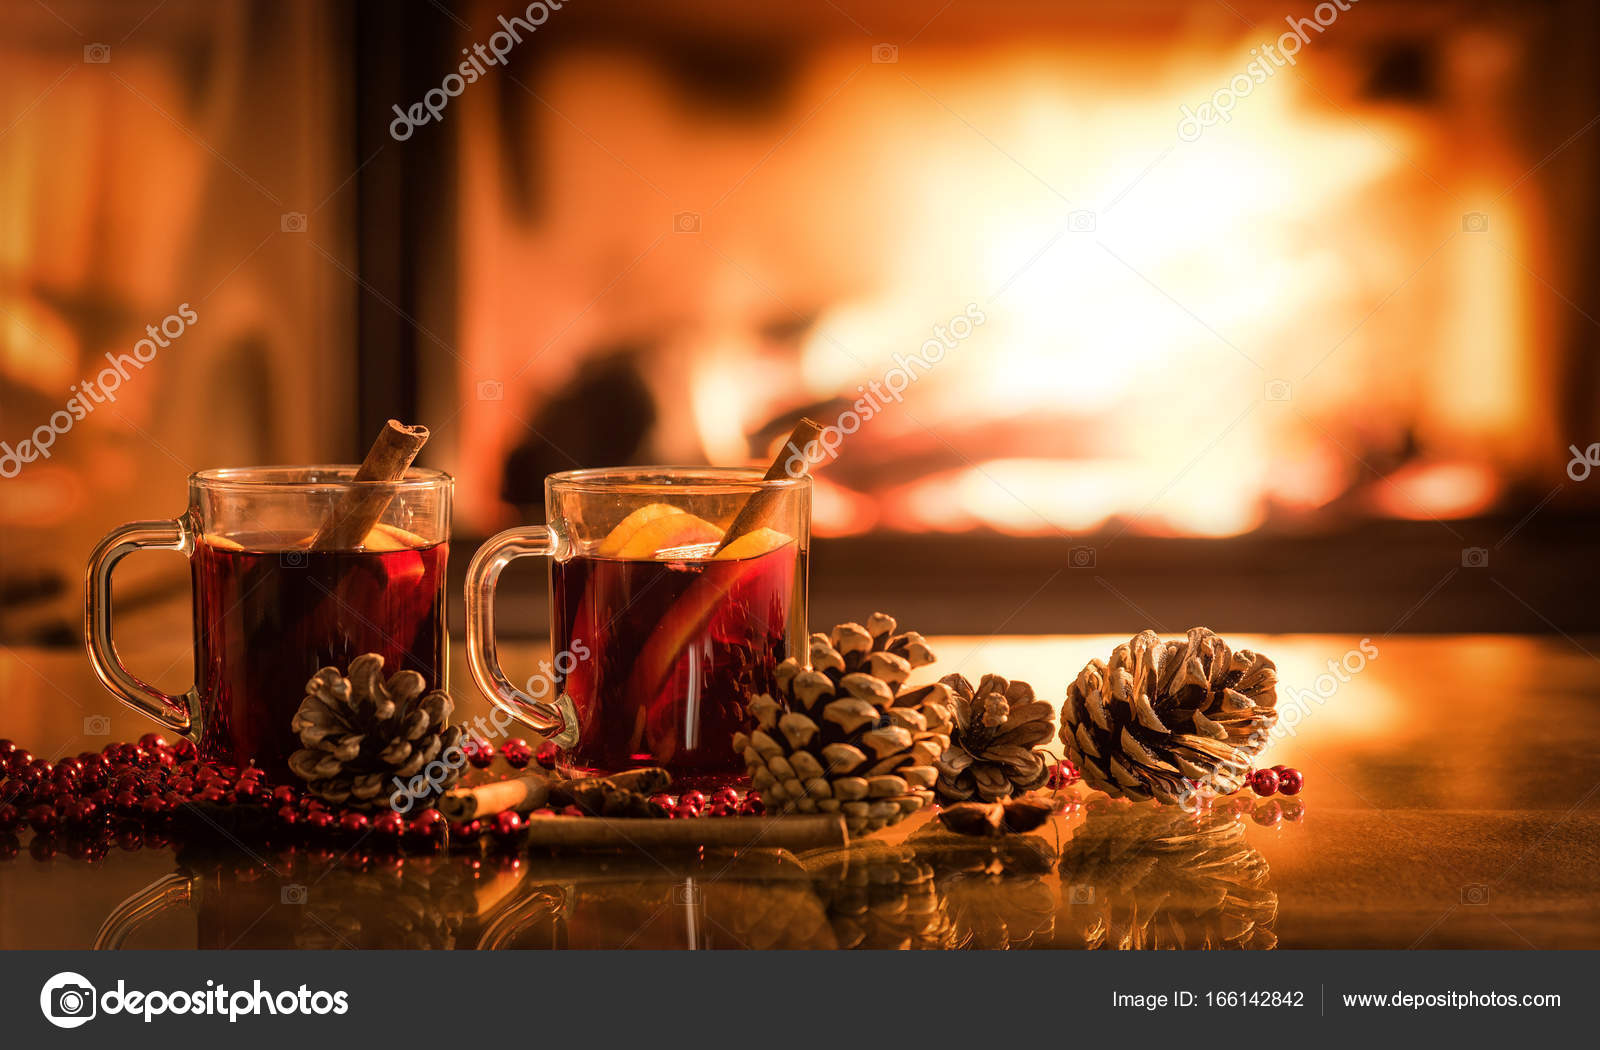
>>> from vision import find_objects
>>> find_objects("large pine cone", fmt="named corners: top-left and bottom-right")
top-left (289, 653), bottom-right (463, 809)
top-left (934, 674), bottom-right (1055, 802)
top-left (1061, 628), bottom-right (1278, 804)
top-left (736, 612), bottom-right (951, 836)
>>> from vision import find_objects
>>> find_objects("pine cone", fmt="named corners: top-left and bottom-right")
top-left (934, 673), bottom-right (1054, 802)
top-left (1061, 628), bottom-right (1278, 804)
top-left (735, 612), bottom-right (950, 836)
top-left (288, 653), bottom-right (463, 809)
top-left (805, 845), bottom-right (957, 949)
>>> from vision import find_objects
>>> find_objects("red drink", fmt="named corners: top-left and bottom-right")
top-left (552, 544), bottom-right (801, 783)
top-left (191, 532), bottom-right (447, 779)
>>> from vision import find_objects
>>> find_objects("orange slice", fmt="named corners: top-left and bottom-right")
top-left (617, 512), bottom-right (725, 560)
top-left (713, 527), bottom-right (794, 560)
top-left (596, 503), bottom-right (685, 557)
top-left (362, 522), bottom-right (431, 550)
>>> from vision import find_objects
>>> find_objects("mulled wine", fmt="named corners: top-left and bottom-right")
top-left (192, 531), bottom-right (447, 779)
top-left (552, 542), bottom-right (801, 783)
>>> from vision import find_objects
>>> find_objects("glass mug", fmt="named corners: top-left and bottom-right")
top-left (466, 467), bottom-right (810, 785)
top-left (86, 466), bottom-right (451, 779)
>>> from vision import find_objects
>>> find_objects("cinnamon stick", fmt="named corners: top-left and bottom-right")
top-left (310, 420), bottom-right (429, 550)
top-left (438, 773), bottom-right (552, 823)
top-left (713, 417), bottom-right (823, 554)
top-left (516, 814), bottom-right (846, 852)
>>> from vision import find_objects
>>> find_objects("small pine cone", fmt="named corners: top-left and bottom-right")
top-left (1060, 628), bottom-right (1278, 804)
top-left (288, 653), bottom-right (463, 810)
top-left (736, 612), bottom-right (948, 837)
top-left (934, 674), bottom-right (1055, 802)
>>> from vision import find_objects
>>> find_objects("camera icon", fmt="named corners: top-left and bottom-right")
top-left (280, 211), bottom-right (308, 233)
top-left (1461, 212), bottom-right (1488, 233)
top-left (279, 550), bottom-right (307, 568)
top-left (477, 378), bottom-right (504, 401)
top-left (1264, 378), bottom-right (1293, 402)
top-left (673, 211), bottom-right (701, 233)
top-left (1069, 883), bottom-right (1095, 905)
top-left (1068, 545), bottom-right (1096, 569)
top-left (1067, 209), bottom-right (1097, 233)
top-left (1461, 547), bottom-right (1489, 568)
top-left (83, 715), bottom-right (112, 736)
top-left (1461, 883), bottom-right (1490, 905)
top-left (673, 882), bottom-right (702, 906)
top-left (83, 43), bottom-right (111, 64)
top-left (40, 972), bottom-right (98, 1029)
top-left (282, 883), bottom-right (308, 905)
top-left (872, 43), bottom-right (899, 64)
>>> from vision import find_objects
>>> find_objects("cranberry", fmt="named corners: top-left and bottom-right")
top-left (138, 732), bottom-right (168, 751)
top-left (232, 780), bottom-right (263, 803)
top-left (1277, 768), bottom-right (1304, 796)
top-left (501, 738), bottom-right (534, 769)
top-left (27, 758), bottom-right (53, 782)
top-left (1047, 759), bottom-right (1079, 789)
top-left (0, 739), bottom-right (15, 757)
top-left (167, 776), bottom-right (195, 797)
top-left (680, 790), bottom-right (706, 814)
top-left (303, 810), bottom-right (336, 833)
top-left (4, 750), bottom-right (34, 776)
top-left (712, 787), bottom-right (740, 809)
top-left (271, 785), bottom-right (297, 807)
top-left (1250, 768), bottom-right (1280, 797)
top-left (26, 803), bottom-right (59, 834)
top-left (55, 757), bottom-right (85, 778)
top-left (139, 795), bottom-right (171, 818)
top-left (275, 805), bottom-right (300, 828)
top-left (534, 739), bottom-right (560, 770)
top-left (29, 835), bottom-right (58, 861)
top-left (81, 753), bottom-right (109, 780)
top-left (1252, 800), bottom-right (1283, 827)
top-left (0, 803), bottom-right (19, 831)
top-left (112, 789), bottom-right (140, 815)
top-left (452, 819), bottom-right (484, 842)
top-left (371, 812), bottom-right (406, 841)
top-left (491, 810), bottom-right (524, 841)
top-left (339, 811), bottom-right (369, 835)
top-left (671, 802), bottom-right (700, 819)
top-left (648, 793), bottom-right (675, 811)
top-left (116, 827), bottom-right (144, 851)
top-left (172, 738), bottom-right (198, 761)
top-left (740, 794), bottom-right (765, 816)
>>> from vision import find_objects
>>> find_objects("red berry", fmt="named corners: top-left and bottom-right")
top-left (112, 790), bottom-right (140, 815)
top-left (5, 750), bottom-right (34, 776)
top-left (452, 819), bottom-right (484, 842)
top-left (232, 780), bottom-right (263, 803)
top-left (26, 803), bottom-right (59, 834)
top-left (371, 812), bottom-right (405, 840)
top-left (60, 799), bottom-right (99, 826)
top-left (740, 795), bottom-right (765, 816)
top-left (1250, 768), bottom-right (1280, 797)
top-left (0, 804), bottom-right (20, 831)
top-left (139, 795), bottom-right (171, 818)
top-left (648, 793), bottom-right (674, 810)
top-left (172, 738), bottom-right (198, 761)
top-left (560, 805), bottom-right (584, 818)
top-left (1277, 768), bottom-right (1304, 796)
top-left (0, 740), bottom-right (14, 757)
top-left (303, 810), bottom-right (336, 833)
top-left (534, 740), bottom-right (560, 770)
top-left (409, 809), bottom-right (447, 839)
top-left (501, 739), bottom-right (534, 769)
top-left (680, 790), bottom-right (706, 813)
top-left (275, 805), bottom-right (300, 828)
top-left (464, 739), bottom-right (494, 769)
top-left (491, 810), bottom-right (524, 839)
top-left (167, 776), bottom-right (195, 797)
top-left (671, 802), bottom-right (699, 819)
top-left (271, 785), bottom-right (297, 807)
top-left (1253, 801), bottom-right (1283, 827)
top-left (713, 787), bottom-right (740, 808)
top-left (339, 811), bottom-right (369, 835)
top-left (138, 732), bottom-right (167, 751)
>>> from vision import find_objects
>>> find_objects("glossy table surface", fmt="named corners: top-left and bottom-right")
top-left (2, 633), bottom-right (1597, 949)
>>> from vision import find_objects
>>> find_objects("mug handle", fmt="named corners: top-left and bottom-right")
top-left (464, 526), bottom-right (579, 748)
top-left (85, 519), bottom-right (202, 737)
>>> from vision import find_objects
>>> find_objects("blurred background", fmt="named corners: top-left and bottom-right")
top-left (2, 0), bottom-right (1597, 643)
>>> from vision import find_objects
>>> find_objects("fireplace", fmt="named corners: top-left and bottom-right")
top-left (2, 0), bottom-right (1597, 641)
